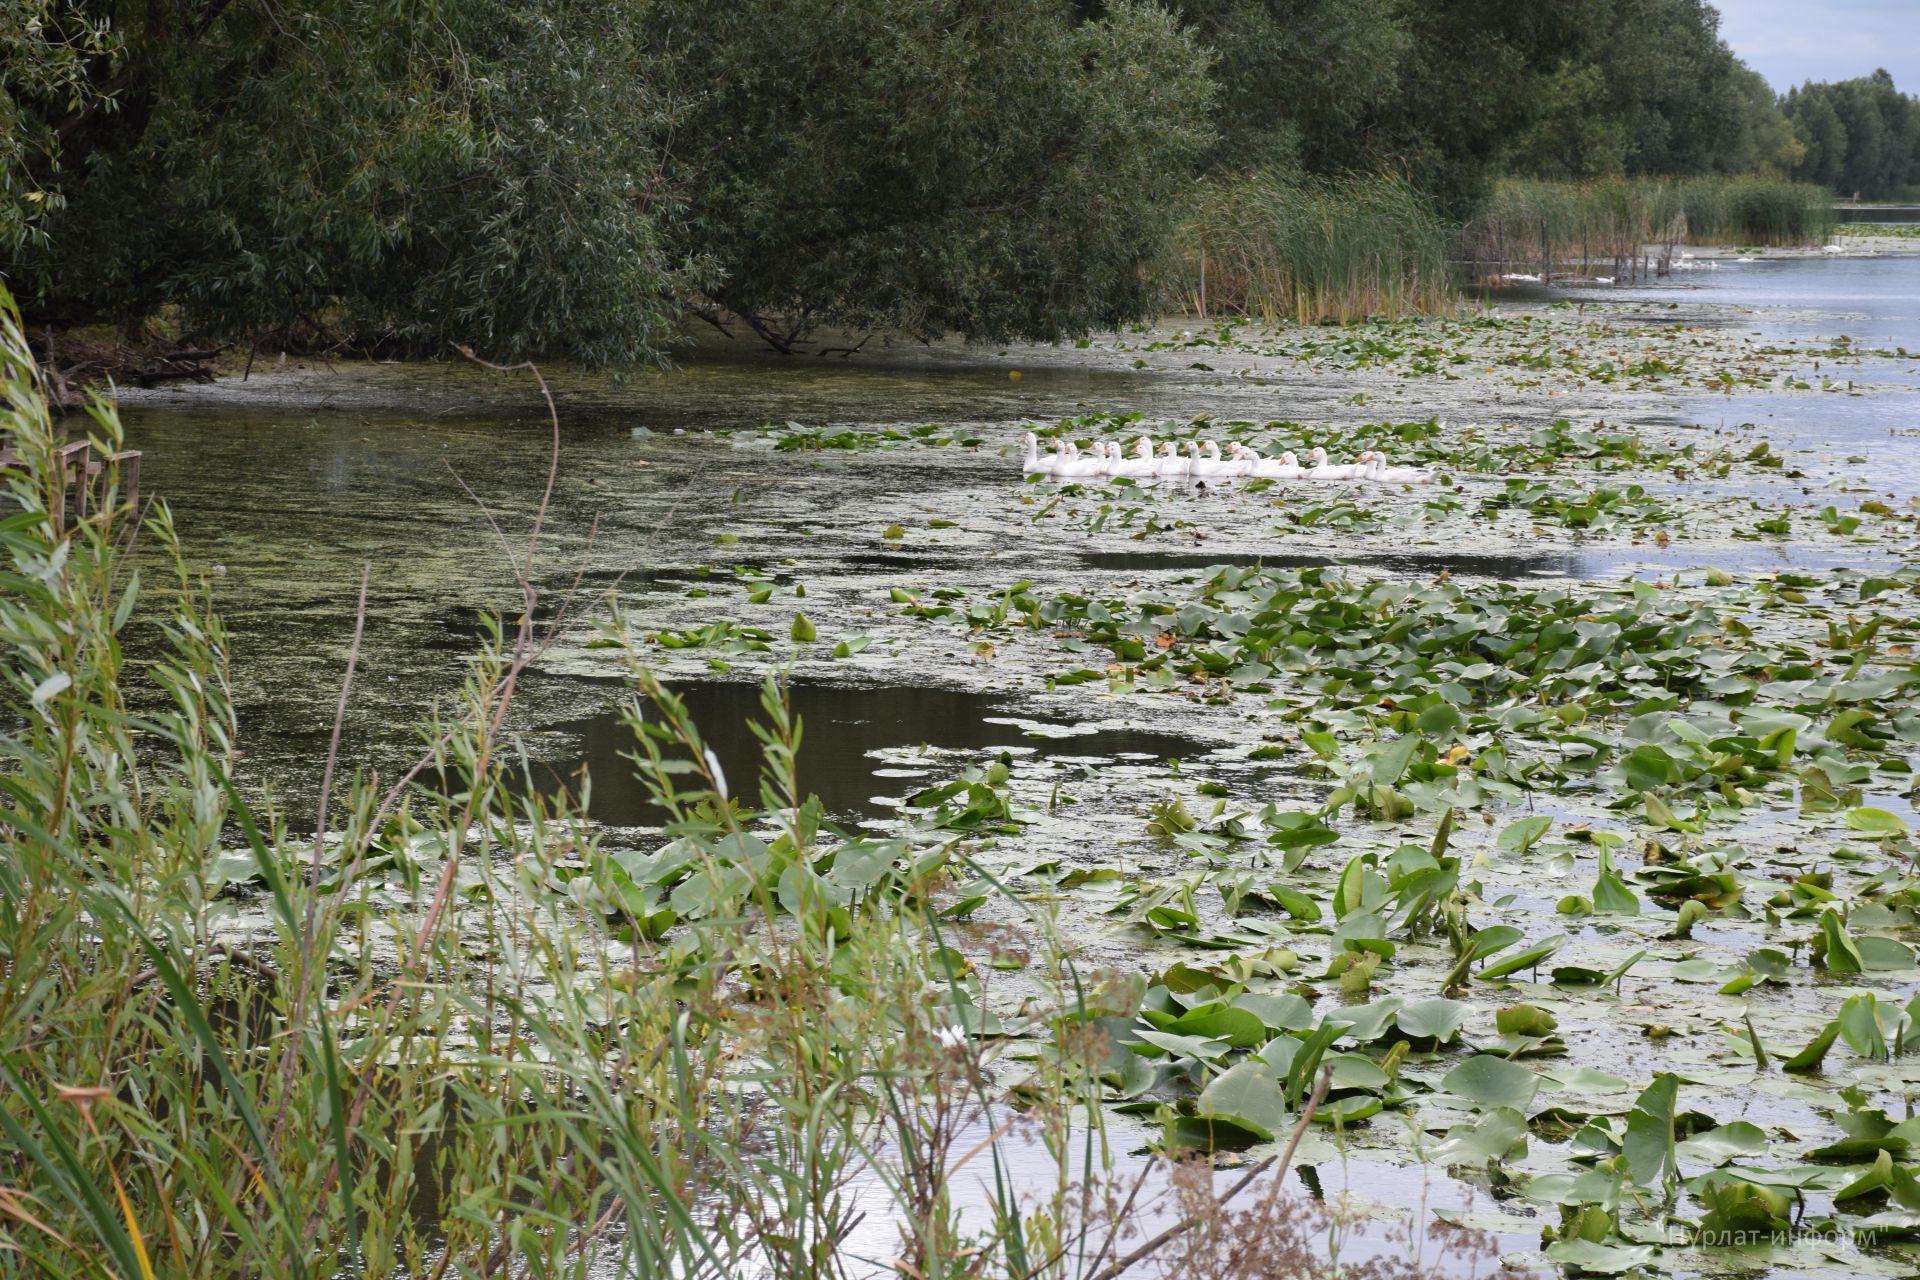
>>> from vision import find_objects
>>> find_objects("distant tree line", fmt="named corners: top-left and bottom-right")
top-left (1782, 71), bottom-right (1920, 201)
top-left (0, 1), bottom-right (1905, 362)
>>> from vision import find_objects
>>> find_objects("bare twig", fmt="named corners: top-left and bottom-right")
top-left (127, 942), bottom-right (279, 993)
top-left (310, 564), bottom-right (370, 890)
top-left (328, 346), bottom-right (564, 1190)
top-left (272, 561), bottom-right (370, 1123)
top-left (1081, 1065), bottom-right (1333, 1280)
top-left (816, 333), bottom-right (872, 359)
top-left (681, 299), bottom-right (737, 340)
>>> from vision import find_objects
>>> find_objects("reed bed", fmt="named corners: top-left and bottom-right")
top-left (1167, 172), bottom-right (1457, 323)
top-left (1463, 176), bottom-right (1835, 280)
top-left (0, 284), bottom-right (1089, 1279)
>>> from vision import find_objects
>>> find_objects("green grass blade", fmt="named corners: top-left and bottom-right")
top-left (0, 1059), bottom-right (145, 1278)
top-left (315, 1006), bottom-right (363, 1270)
top-left (99, 894), bottom-right (310, 1280)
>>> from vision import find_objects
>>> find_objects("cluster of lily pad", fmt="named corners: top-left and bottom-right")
top-left (1086, 310), bottom-right (1899, 393)
top-left (597, 294), bottom-right (1920, 1274)
top-left (869, 550), bottom-right (1920, 1268)
top-left (1837, 224), bottom-right (1920, 242)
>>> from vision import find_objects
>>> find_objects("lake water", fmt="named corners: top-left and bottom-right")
top-left (1833, 204), bottom-right (1920, 225)
top-left (1551, 253), bottom-right (1920, 498)
top-left (101, 248), bottom-right (1920, 1279)
top-left (113, 250), bottom-right (1920, 812)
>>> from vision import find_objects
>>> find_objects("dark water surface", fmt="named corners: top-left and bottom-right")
top-left (521, 680), bottom-right (1210, 825)
top-left (1834, 205), bottom-right (1920, 225)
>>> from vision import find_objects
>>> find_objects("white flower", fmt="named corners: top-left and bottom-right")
top-left (933, 1025), bottom-right (968, 1050)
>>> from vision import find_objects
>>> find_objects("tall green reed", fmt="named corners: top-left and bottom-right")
top-left (0, 282), bottom-right (1164, 1279)
top-left (1168, 171), bottom-right (1457, 323)
top-left (1463, 176), bottom-right (1835, 280)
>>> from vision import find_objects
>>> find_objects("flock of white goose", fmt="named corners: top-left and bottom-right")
top-left (1019, 432), bottom-right (1434, 485)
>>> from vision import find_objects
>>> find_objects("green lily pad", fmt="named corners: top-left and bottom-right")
top-left (1395, 997), bottom-right (1469, 1043)
top-left (1195, 1060), bottom-right (1291, 1141)
top-left (1545, 1238), bottom-right (1657, 1274)
top-left (1443, 1054), bottom-right (1539, 1111)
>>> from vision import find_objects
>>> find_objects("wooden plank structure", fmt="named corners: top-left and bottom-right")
top-left (0, 438), bottom-right (142, 533)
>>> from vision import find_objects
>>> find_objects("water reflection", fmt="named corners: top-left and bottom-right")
top-left (1835, 206), bottom-right (1920, 225)
top-left (1564, 253), bottom-right (1920, 350)
top-left (813, 1113), bottom-right (1541, 1280)
top-left (526, 680), bottom-right (1209, 824)
top-left (1669, 386), bottom-right (1920, 500)
top-left (1080, 542), bottom-right (1896, 581)
top-left (1079, 548), bottom-right (1585, 578)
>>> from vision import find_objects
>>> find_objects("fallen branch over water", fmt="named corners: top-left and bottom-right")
top-left (30, 326), bottom-right (223, 408)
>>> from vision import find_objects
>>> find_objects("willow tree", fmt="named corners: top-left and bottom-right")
top-left (10, 0), bottom-right (1214, 361)
top-left (9, 0), bottom-right (683, 364)
top-left (1, 0), bottom-right (121, 254)
top-left (645, 0), bottom-right (1215, 350)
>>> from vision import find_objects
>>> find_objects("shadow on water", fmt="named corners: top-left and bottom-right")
top-left (525, 680), bottom-right (1209, 824)
top-left (1079, 548), bottom-right (1588, 578)
top-left (1080, 540), bottom-right (1901, 581)
top-left (1835, 206), bottom-right (1920, 225)
top-left (833, 551), bottom-right (971, 574)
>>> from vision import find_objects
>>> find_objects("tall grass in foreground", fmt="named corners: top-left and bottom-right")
top-left (0, 281), bottom-right (1092, 1279)
top-left (1463, 176), bottom-right (1835, 279)
top-left (0, 286), bottom-right (1492, 1278)
top-left (1167, 172), bottom-right (1457, 323)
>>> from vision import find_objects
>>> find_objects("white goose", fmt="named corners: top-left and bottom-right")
top-left (1111, 439), bottom-right (1159, 481)
top-left (1050, 441), bottom-right (1103, 482)
top-left (1305, 447), bottom-right (1365, 481)
top-left (1156, 441), bottom-right (1191, 480)
top-left (1187, 440), bottom-right (1236, 481)
top-left (1361, 453), bottom-right (1435, 485)
top-left (1252, 449), bottom-right (1306, 480)
top-left (1019, 431), bottom-right (1049, 478)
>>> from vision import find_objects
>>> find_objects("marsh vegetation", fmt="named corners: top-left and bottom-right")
top-left (7, 235), bottom-right (1920, 1278)
top-left (8, 4), bottom-right (1920, 1280)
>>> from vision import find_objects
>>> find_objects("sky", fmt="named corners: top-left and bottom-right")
top-left (1714, 0), bottom-right (1920, 93)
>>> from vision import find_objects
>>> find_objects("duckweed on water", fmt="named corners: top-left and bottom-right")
top-left (16, 253), bottom-right (1920, 1277)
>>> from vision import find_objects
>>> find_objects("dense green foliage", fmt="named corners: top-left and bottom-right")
top-left (0, 1), bottom-right (120, 253)
top-left (1169, 1), bottom-right (1799, 219)
top-left (1783, 70), bottom-right (1920, 199)
top-left (1171, 0), bottom-right (1407, 172)
top-left (649, 0), bottom-right (1214, 346)
top-left (5, 0), bottom-right (1212, 360)
top-left (1495, 2), bottom-right (1793, 182)
top-left (16, 1), bottom-right (688, 364)
top-left (1, 1), bottom-right (1908, 356)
